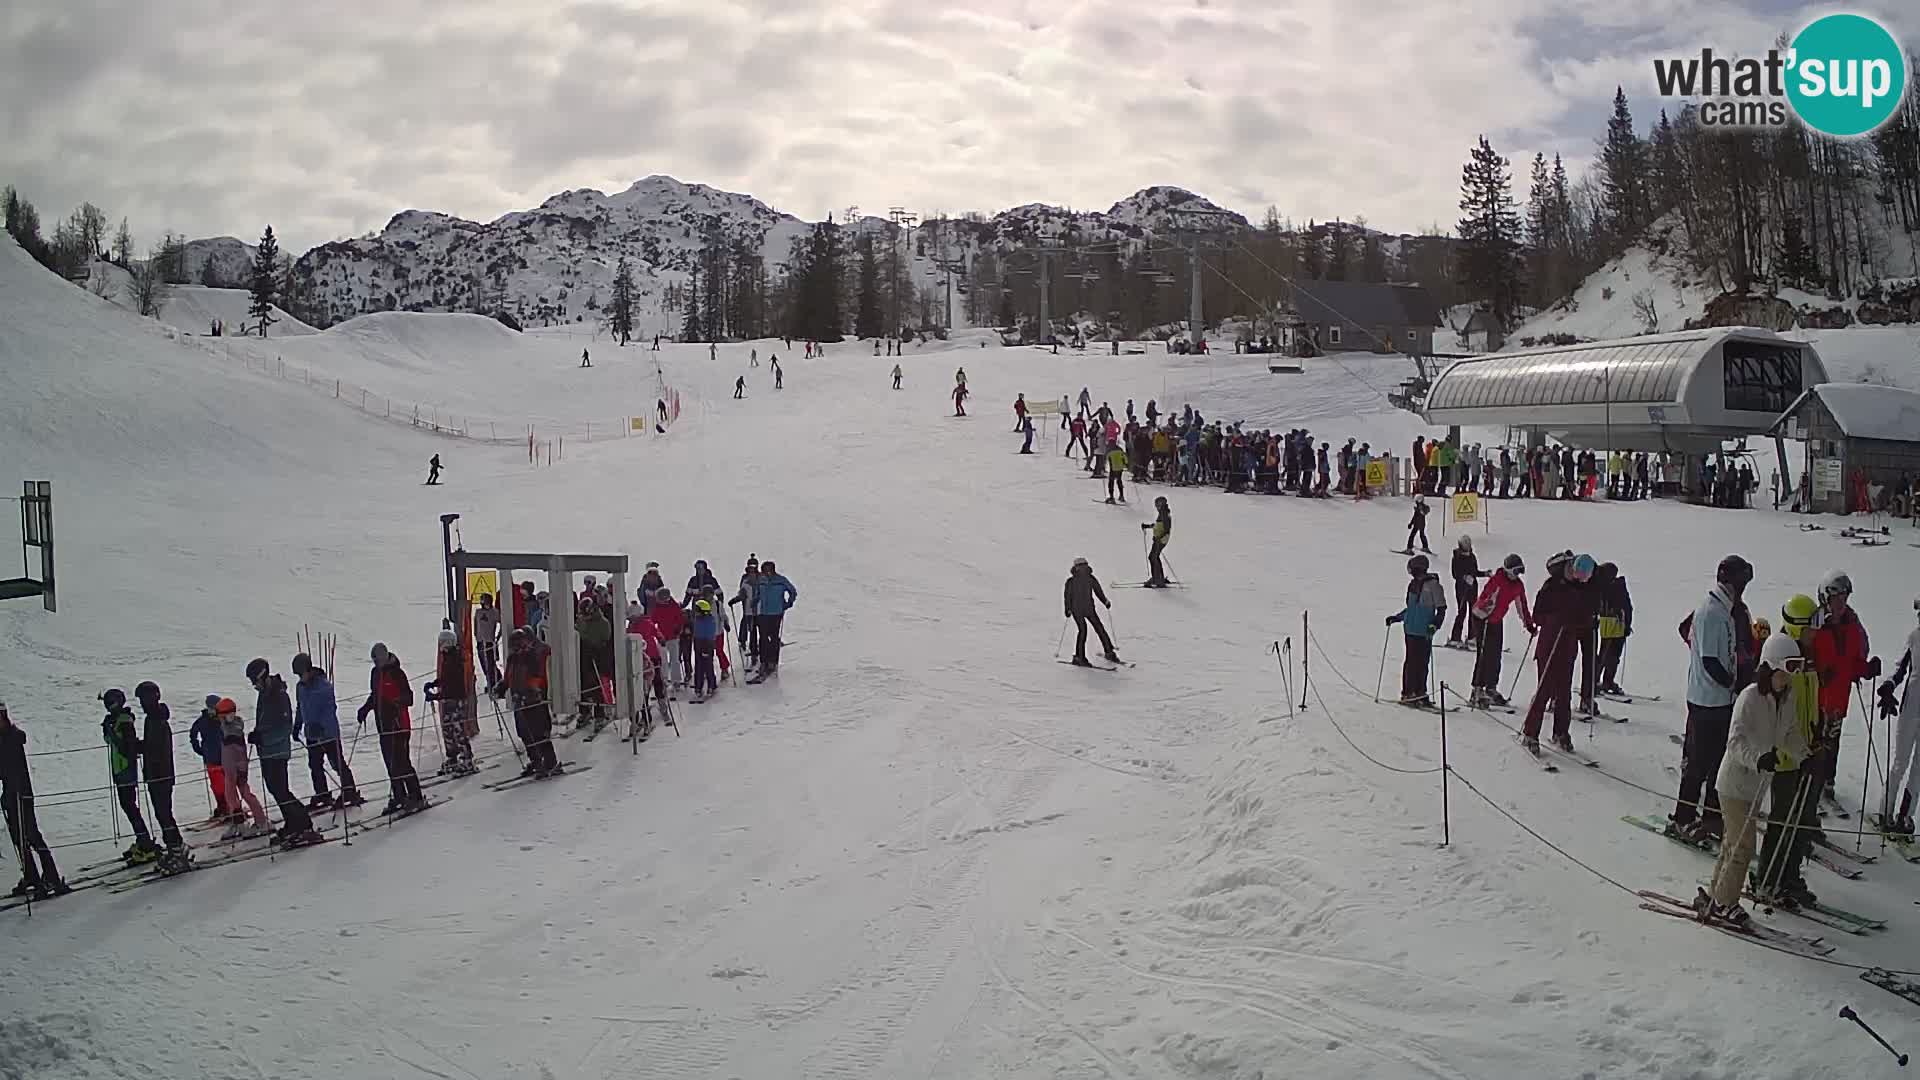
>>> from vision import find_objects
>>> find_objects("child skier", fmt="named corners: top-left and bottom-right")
top-left (1875, 596), bottom-right (1920, 836)
top-left (190, 695), bottom-right (233, 822)
top-left (1469, 554), bottom-right (1535, 707)
top-left (1, 702), bottom-right (68, 900)
top-left (690, 598), bottom-right (721, 703)
top-left (215, 697), bottom-right (270, 840)
top-left (99, 689), bottom-right (160, 864)
top-left (1385, 554), bottom-right (1447, 707)
top-left (1405, 494), bottom-right (1432, 554)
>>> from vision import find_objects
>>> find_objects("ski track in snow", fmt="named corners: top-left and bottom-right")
top-left (5, 232), bottom-right (1920, 1078)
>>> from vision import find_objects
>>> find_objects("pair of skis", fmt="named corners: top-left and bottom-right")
top-left (1636, 890), bottom-right (1836, 957)
top-left (1623, 812), bottom-right (1866, 881)
top-left (482, 763), bottom-right (593, 793)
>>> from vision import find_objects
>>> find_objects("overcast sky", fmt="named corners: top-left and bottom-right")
top-left (3, 1), bottom-right (1914, 254)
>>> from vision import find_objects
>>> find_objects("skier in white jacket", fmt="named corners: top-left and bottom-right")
top-left (1875, 596), bottom-right (1920, 835)
top-left (1699, 632), bottom-right (1809, 926)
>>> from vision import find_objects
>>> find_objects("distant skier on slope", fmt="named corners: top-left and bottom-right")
top-left (734, 376), bottom-right (746, 400)
top-left (773, 358), bottom-right (783, 390)
top-left (426, 455), bottom-right (442, 486)
top-left (1405, 495), bottom-right (1432, 554)
top-left (953, 381), bottom-right (969, 417)
top-left (1063, 558), bottom-right (1121, 668)
top-left (892, 364), bottom-right (903, 390)
top-left (581, 348), bottom-right (592, 368)
top-left (1385, 554), bottom-right (1446, 708)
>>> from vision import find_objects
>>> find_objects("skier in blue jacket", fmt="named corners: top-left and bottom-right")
top-left (292, 653), bottom-right (360, 810)
top-left (246, 658), bottom-right (319, 844)
top-left (1386, 554), bottom-right (1448, 707)
top-left (690, 599), bottom-right (722, 702)
top-left (749, 562), bottom-right (797, 682)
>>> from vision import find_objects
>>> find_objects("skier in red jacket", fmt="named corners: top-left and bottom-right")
top-left (1805, 570), bottom-right (1879, 808)
top-left (1470, 554), bottom-right (1536, 707)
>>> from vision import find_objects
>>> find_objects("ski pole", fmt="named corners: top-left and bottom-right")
top-left (1839, 1005), bottom-right (1909, 1066)
top-left (1054, 619), bottom-right (1069, 659)
top-left (1373, 625), bottom-right (1391, 704)
top-left (1507, 629), bottom-right (1538, 701)
top-left (1860, 682), bottom-right (1877, 854)
top-left (1756, 770), bottom-right (1815, 896)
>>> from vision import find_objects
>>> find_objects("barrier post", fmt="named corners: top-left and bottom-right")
top-left (1439, 682), bottom-right (1452, 847)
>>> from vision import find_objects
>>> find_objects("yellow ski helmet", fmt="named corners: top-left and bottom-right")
top-left (1781, 594), bottom-right (1817, 640)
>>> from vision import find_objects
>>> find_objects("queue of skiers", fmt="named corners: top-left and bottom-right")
top-left (1063, 400), bottom-right (1351, 498)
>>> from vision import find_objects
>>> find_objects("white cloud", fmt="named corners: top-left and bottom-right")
top-left (1, 0), bottom-right (1912, 253)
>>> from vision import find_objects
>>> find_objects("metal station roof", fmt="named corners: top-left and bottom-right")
top-left (1423, 331), bottom-right (1716, 412)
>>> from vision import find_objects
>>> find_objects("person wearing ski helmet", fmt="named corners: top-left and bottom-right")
top-left (1875, 596), bottom-right (1920, 836)
top-left (292, 652), bottom-right (360, 811)
top-left (684, 560), bottom-right (721, 606)
top-left (99, 688), bottom-right (160, 863)
top-left (1447, 536), bottom-right (1488, 645)
top-left (1698, 631), bottom-right (1809, 927)
top-left (1405, 494), bottom-right (1432, 555)
top-left (1469, 554), bottom-right (1536, 707)
top-left (1063, 558), bottom-right (1120, 667)
top-left (1807, 569), bottom-right (1877, 765)
top-left (689, 597), bottom-right (722, 702)
top-left (423, 628), bottom-right (477, 775)
top-left (1521, 551), bottom-right (1596, 755)
top-left (190, 694), bottom-right (233, 822)
top-left (1670, 555), bottom-right (1752, 843)
top-left (1386, 554), bottom-right (1448, 706)
top-left (213, 696), bottom-right (270, 839)
top-left (576, 597), bottom-right (614, 732)
top-left (638, 562), bottom-right (665, 613)
top-left (1592, 562), bottom-right (1634, 698)
top-left (132, 681), bottom-right (186, 866)
top-left (1142, 497), bottom-right (1173, 587)
top-left (505, 627), bottom-right (561, 776)
top-left (356, 643), bottom-right (424, 812)
top-left (731, 557), bottom-right (763, 669)
top-left (247, 657), bottom-right (319, 844)
top-left (1, 701), bottom-right (68, 900)
top-left (749, 561), bottom-right (798, 681)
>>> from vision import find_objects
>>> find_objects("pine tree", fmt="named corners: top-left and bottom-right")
top-left (1299, 223), bottom-right (1325, 279)
top-left (248, 226), bottom-right (280, 336)
top-left (997, 288), bottom-right (1016, 329)
top-left (1525, 153), bottom-right (1555, 305)
top-left (1456, 136), bottom-right (1524, 330)
top-left (1600, 87), bottom-right (1650, 248)
top-left (855, 237), bottom-right (882, 339)
top-left (1355, 216), bottom-right (1387, 282)
top-left (786, 219), bottom-right (846, 341)
top-left (1325, 222), bottom-right (1352, 280)
top-left (681, 265), bottom-right (704, 341)
top-left (111, 218), bottom-right (133, 269)
top-left (1, 186), bottom-right (18, 239)
top-left (609, 255), bottom-right (635, 345)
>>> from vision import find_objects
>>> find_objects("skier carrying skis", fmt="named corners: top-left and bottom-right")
top-left (99, 689), bottom-right (159, 864)
top-left (1, 702), bottom-right (67, 900)
top-left (1670, 555), bottom-right (1753, 843)
top-left (1141, 497), bottom-right (1172, 587)
top-left (505, 629), bottom-right (562, 777)
top-left (132, 681), bottom-right (187, 871)
top-left (1447, 537), bottom-right (1488, 646)
top-left (1386, 554), bottom-right (1447, 707)
top-left (1405, 494), bottom-right (1432, 554)
top-left (247, 658), bottom-right (322, 844)
top-left (426, 455), bottom-right (442, 486)
top-left (1522, 551), bottom-right (1595, 755)
top-left (1696, 630), bottom-right (1807, 927)
top-left (190, 695), bottom-right (233, 822)
top-left (1469, 554), bottom-right (1535, 708)
top-left (292, 652), bottom-right (360, 810)
top-left (424, 629), bottom-right (478, 775)
top-left (355, 643), bottom-right (425, 813)
top-left (1593, 562), bottom-right (1634, 697)
top-left (1875, 596), bottom-right (1920, 836)
top-left (747, 562), bottom-right (797, 682)
top-left (1063, 558), bottom-right (1121, 667)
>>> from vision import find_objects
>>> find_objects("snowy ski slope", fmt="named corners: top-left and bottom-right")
top-left (4, 232), bottom-right (1920, 1079)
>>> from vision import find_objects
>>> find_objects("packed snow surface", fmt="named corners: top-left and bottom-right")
top-left (4, 232), bottom-right (1920, 1079)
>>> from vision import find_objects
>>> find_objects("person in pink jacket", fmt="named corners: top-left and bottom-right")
top-left (1469, 554), bottom-right (1536, 708)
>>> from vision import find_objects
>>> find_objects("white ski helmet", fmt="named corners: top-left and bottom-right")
top-left (1760, 631), bottom-right (1800, 671)
top-left (437, 629), bottom-right (457, 650)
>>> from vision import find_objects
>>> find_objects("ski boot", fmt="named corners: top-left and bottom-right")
top-left (156, 847), bottom-right (194, 876)
top-left (451, 758), bottom-right (480, 778)
top-left (380, 799), bottom-right (404, 817)
top-left (1550, 733), bottom-right (1576, 754)
top-left (124, 840), bottom-right (162, 865)
top-left (6, 877), bottom-right (32, 899)
top-left (1103, 650), bottom-right (1123, 665)
top-left (1399, 694), bottom-right (1433, 709)
top-left (1780, 879), bottom-right (1817, 908)
top-left (1069, 656), bottom-right (1094, 668)
top-left (1521, 736), bottom-right (1541, 754)
top-left (281, 829), bottom-right (326, 848)
top-left (308, 793), bottom-right (337, 813)
top-left (1468, 689), bottom-right (1493, 708)
top-left (1486, 691), bottom-right (1512, 707)
top-left (518, 762), bottom-right (541, 778)
top-left (338, 790), bottom-right (367, 808)
top-left (35, 877), bottom-right (71, 899)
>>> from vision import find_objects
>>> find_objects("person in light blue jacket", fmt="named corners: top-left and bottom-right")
top-left (1386, 554), bottom-right (1448, 707)
top-left (749, 562), bottom-right (797, 681)
top-left (293, 653), bottom-right (360, 810)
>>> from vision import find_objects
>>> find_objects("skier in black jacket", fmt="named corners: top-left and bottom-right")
top-left (133, 681), bottom-right (187, 870)
top-left (1064, 558), bottom-right (1121, 667)
top-left (1448, 537), bottom-right (1488, 645)
top-left (1, 702), bottom-right (67, 899)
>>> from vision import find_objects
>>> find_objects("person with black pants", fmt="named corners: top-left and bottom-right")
top-left (1387, 554), bottom-right (1447, 706)
top-left (1, 702), bottom-right (66, 899)
top-left (1447, 537), bottom-right (1487, 645)
top-left (132, 681), bottom-right (186, 868)
top-left (748, 561), bottom-right (798, 681)
top-left (1405, 495), bottom-right (1432, 554)
top-left (1064, 558), bottom-right (1121, 666)
top-left (356, 643), bottom-right (425, 811)
top-left (1142, 497), bottom-right (1172, 587)
top-left (506, 630), bottom-right (562, 776)
top-left (99, 688), bottom-right (160, 863)
top-left (247, 658), bottom-right (319, 842)
top-left (1670, 556), bottom-right (1753, 843)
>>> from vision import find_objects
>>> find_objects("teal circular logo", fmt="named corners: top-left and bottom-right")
top-left (1787, 14), bottom-right (1908, 137)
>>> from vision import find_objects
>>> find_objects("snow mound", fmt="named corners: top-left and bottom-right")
top-left (159, 284), bottom-right (316, 337)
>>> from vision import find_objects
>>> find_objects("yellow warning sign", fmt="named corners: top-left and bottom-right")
top-left (1451, 492), bottom-right (1480, 523)
top-left (1364, 459), bottom-right (1388, 490)
top-left (466, 570), bottom-right (500, 604)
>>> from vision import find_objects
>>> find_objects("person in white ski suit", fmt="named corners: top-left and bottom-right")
top-left (1876, 596), bottom-right (1920, 832)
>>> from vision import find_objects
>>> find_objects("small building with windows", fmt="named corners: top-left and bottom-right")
top-left (1282, 279), bottom-right (1441, 356)
top-left (1769, 382), bottom-right (1920, 515)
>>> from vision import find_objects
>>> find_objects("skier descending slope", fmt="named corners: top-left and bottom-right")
top-left (1, 702), bottom-right (68, 900)
top-left (1385, 555), bottom-right (1446, 707)
top-left (1877, 597), bottom-right (1920, 834)
top-left (1696, 631), bottom-right (1808, 927)
top-left (747, 562), bottom-right (797, 683)
top-left (99, 689), bottom-right (159, 864)
top-left (1469, 554), bottom-right (1535, 708)
top-left (1670, 555), bottom-right (1753, 844)
top-left (1063, 558), bottom-right (1121, 668)
top-left (1522, 552), bottom-right (1594, 755)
